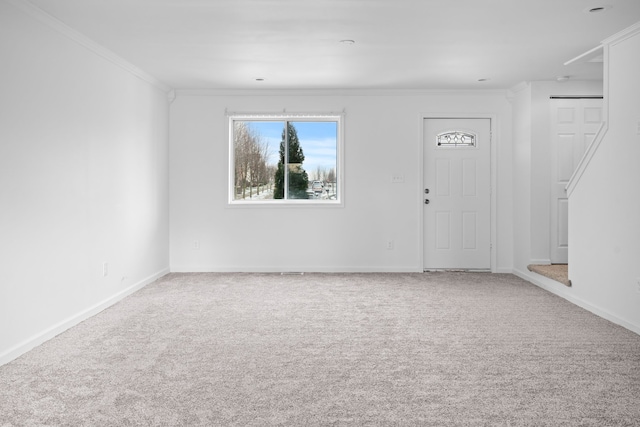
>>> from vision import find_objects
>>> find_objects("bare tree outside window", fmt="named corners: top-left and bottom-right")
top-left (233, 122), bottom-right (273, 200)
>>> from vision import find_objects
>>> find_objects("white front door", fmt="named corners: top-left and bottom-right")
top-left (423, 118), bottom-right (491, 270)
top-left (550, 98), bottom-right (603, 263)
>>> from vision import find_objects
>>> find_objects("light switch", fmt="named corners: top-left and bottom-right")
top-left (391, 174), bottom-right (405, 183)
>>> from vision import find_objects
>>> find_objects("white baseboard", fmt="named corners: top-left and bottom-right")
top-left (0, 268), bottom-right (170, 367)
top-left (513, 268), bottom-right (640, 336)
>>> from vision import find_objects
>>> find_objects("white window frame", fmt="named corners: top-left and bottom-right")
top-left (227, 112), bottom-right (344, 207)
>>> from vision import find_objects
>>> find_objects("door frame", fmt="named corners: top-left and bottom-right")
top-left (419, 113), bottom-right (498, 272)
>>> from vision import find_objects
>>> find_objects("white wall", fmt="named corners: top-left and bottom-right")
top-left (568, 24), bottom-right (640, 334)
top-left (0, 1), bottom-right (171, 364)
top-left (170, 91), bottom-right (513, 273)
top-left (510, 80), bottom-right (603, 273)
top-left (510, 83), bottom-right (533, 271)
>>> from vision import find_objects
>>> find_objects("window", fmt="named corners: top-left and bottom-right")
top-left (229, 114), bottom-right (342, 204)
top-left (436, 131), bottom-right (476, 147)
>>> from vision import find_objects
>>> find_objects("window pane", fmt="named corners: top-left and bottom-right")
top-left (233, 121), bottom-right (283, 201)
top-left (230, 116), bottom-right (340, 204)
top-left (287, 121), bottom-right (338, 200)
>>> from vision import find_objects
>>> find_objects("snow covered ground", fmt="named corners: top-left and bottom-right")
top-left (235, 185), bottom-right (337, 201)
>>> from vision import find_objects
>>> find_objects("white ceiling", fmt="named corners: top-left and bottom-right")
top-left (25, 0), bottom-right (640, 91)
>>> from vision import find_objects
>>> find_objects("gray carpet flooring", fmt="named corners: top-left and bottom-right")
top-left (527, 264), bottom-right (571, 287)
top-left (1, 272), bottom-right (640, 426)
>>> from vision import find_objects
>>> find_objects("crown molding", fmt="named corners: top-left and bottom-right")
top-left (4, 0), bottom-right (172, 94)
top-left (174, 88), bottom-right (510, 98)
top-left (509, 81), bottom-right (530, 93)
top-left (167, 89), bottom-right (176, 104)
top-left (504, 81), bottom-right (530, 103)
top-left (602, 21), bottom-right (640, 46)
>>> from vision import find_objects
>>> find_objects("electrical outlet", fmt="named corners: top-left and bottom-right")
top-left (102, 262), bottom-right (108, 277)
top-left (636, 278), bottom-right (640, 293)
top-left (193, 240), bottom-right (200, 250)
top-left (386, 240), bottom-right (394, 250)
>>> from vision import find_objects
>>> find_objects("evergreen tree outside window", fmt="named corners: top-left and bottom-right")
top-left (229, 114), bottom-right (342, 205)
top-left (274, 123), bottom-right (309, 199)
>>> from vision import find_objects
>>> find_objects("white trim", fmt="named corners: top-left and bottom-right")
top-left (601, 21), bottom-right (640, 46)
top-left (0, 268), bottom-right (170, 367)
top-left (514, 268), bottom-right (640, 336)
top-left (419, 113), bottom-right (498, 273)
top-left (565, 121), bottom-right (608, 196)
top-left (564, 45), bottom-right (603, 66)
top-left (226, 200), bottom-right (344, 209)
top-left (227, 113), bottom-right (345, 207)
top-left (167, 90), bottom-right (177, 103)
top-left (3, 0), bottom-right (172, 94)
top-left (508, 81), bottom-right (531, 96)
top-left (175, 88), bottom-right (510, 98)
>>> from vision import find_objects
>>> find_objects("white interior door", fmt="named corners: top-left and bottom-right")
top-left (423, 118), bottom-right (491, 270)
top-left (550, 98), bottom-right (602, 263)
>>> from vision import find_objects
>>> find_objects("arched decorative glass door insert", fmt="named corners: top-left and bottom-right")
top-left (436, 131), bottom-right (477, 147)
